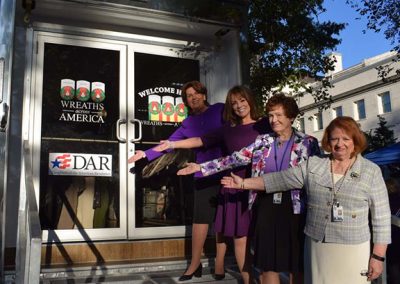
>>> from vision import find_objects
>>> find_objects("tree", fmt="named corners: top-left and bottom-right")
top-left (364, 115), bottom-right (397, 154)
top-left (166, 1), bottom-right (345, 109)
top-left (247, 0), bottom-right (345, 108)
top-left (347, 0), bottom-right (400, 79)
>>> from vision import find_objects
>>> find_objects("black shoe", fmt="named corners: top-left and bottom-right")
top-left (213, 273), bottom-right (225, 280)
top-left (178, 263), bottom-right (202, 281)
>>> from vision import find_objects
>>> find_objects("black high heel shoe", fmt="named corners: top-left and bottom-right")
top-left (213, 273), bottom-right (225, 280)
top-left (178, 263), bottom-right (202, 281)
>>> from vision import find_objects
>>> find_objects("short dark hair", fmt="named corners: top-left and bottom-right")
top-left (181, 81), bottom-right (209, 114)
top-left (223, 85), bottom-right (262, 125)
top-left (321, 116), bottom-right (367, 157)
top-left (265, 93), bottom-right (299, 119)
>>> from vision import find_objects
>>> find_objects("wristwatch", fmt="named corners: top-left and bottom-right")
top-left (371, 253), bottom-right (385, 262)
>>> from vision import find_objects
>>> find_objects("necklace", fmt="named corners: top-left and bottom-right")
top-left (330, 157), bottom-right (355, 202)
top-left (331, 158), bottom-right (354, 175)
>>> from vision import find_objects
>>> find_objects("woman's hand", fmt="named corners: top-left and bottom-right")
top-left (177, 163), bottom-right (201, 175)
top-left (128, 150), bottom-right (145, 163)
top-left (153, 140), bottom-right (173, 152)
top-left (367, 257), bottom-right (384, 281)
top-left (367, 244), bottom-right (387, 281)
top-left (221, 172), bottom-right (243, 189)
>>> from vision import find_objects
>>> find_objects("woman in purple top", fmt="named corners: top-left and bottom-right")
top-left (128, 81), bottom-right (224, 281)
top-left (154, 86), bottom-right (270, 283)
top-left (177, 94), bottom-right (320, 284)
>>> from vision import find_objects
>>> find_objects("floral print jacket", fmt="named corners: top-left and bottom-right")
top-left (200, 129), bottom-right (321, 212)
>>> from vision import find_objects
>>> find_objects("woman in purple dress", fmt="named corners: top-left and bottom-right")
top-left (154, 86), bottom-right (270, 283)
top-left (129, 81), bottom-right (225, 281)
top-left (177, 94), bottom-right (320, 284)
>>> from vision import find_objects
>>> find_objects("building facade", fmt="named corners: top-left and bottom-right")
top-left (0, 0), bottom-right (248, 279)
top-left (296, 51), bottom-right (400, 142)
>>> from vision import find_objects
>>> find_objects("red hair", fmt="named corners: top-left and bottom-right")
top-left (321, 116), bottom-right (367, 156)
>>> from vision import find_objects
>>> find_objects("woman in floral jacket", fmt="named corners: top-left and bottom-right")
top-left (178, 94), bottom-right (320, 284)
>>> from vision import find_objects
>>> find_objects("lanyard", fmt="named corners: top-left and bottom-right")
top-left (330, 158), bottom-right (354, 202)
top-left (274, 132), bottom-right (294, 172)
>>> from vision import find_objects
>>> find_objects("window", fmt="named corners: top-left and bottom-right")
top-left (296, 117), bottom-right (305, 132)
top-left (333, 106), bottom-right (343, 118)
top-left (314, 112), bottom-right (323, 131)
top-left (378, 91), bottom-right (391, 114)
top-left (354, 99), bottom-right (366, 120)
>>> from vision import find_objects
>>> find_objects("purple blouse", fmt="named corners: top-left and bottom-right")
top-left (145, 103), bottom-right (225, 178)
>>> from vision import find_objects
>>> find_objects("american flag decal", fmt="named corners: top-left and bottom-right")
top-left (52, 154), bottom-right (71, 169)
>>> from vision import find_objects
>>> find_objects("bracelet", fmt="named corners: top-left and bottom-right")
top-left (371, 253), bottom-right (385, 262)
top-left (240, 179), bottom-right (245, 189)
top-left (167, 140), bottom-right (174, 149)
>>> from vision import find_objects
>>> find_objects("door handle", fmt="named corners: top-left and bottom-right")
top-left (0, 103), bottom-right (9, 132)
top-left (116, 118), bottom-right (127, 143)
top-left (129, 118), bottom-right (142, 143)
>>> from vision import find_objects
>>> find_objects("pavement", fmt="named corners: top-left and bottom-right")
top-left (4, 258), bottom-right (289, 283)
top-left (40, 268), bottom-right (243, 283)
top-left (34, 259), bottom-right (290, 284)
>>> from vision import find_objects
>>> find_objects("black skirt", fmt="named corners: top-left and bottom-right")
top-left (252, 191), bottom-right (306, 273)
top-left (192, 177), bottom-right (219, 224)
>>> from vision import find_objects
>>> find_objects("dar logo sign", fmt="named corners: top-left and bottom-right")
top-left (49, 153), bottom-right (112, 177)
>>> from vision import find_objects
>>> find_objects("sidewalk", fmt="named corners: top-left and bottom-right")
top-left (37, 259), bottom-right (243, 284)
top-left (39, 268), bottom-right (243, 283)
top-left (1, 257), bottom-right (291, 283)
top-left (38, 267), bottom-right (290, 284)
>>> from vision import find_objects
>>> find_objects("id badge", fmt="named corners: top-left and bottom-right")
top-left (332, 203), bottom-right (344, 222)
top-left (273, 193), bottom-right (282, 204)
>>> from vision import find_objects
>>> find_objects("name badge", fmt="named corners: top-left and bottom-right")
top-left (332, 202), bottom-right (344, 222)
top-left (273, 193), bottom-right (282, 204)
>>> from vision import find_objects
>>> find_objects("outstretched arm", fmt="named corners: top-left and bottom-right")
top-left (128, 150), bottom-right (146, 163)
top-left (177, 163), bottom-right (201, 175)
top-left (222, 162), bottom-right (308, 193)
top-left (153, 137), bottom-right (203, 152)
top-left (221, 172), bottom-right (265, 191)
top-left (144, 120), bottom-right (190, 161)
top-left (199, 140), bottom-right (258, 176)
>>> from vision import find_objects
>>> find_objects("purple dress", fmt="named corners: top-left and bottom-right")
top-left (201, 118), bottom-right (270, 237)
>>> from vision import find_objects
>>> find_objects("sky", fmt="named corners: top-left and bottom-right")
top-left (319, 0), bottom-right (394, 69)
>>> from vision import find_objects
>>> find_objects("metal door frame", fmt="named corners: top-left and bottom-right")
top-left (24, 25), bottom-right (207, 242)
top-left (126, 43), bottom-right (206, 239)
top-left (30, 31), bottom-right (128, 242)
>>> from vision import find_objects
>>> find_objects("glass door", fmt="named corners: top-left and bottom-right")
top-left (32, 33), bottom-right (128, 241)
top-left (31, 32), bottom-right (205, 242)
top-left (127, 46), bottom-right (202, 239)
